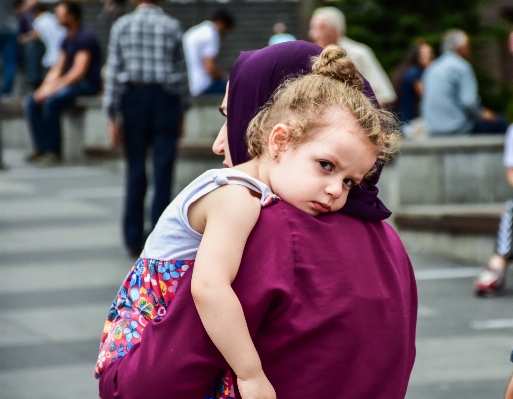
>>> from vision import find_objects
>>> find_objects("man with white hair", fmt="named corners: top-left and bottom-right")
top-left (309, 6), bottom-right (396, 106)
top-left (421, 28), bottom-right (508, 135)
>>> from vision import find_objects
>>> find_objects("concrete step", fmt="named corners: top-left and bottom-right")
top-left (377, 135), bottom-right (511, 263)
top-left (395, 203), bottom-right (504, 234)
top-left (394, 203), bottom-right (505, 264)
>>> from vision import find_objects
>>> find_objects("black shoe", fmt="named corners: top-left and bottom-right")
top-left (25, 151), bottom-right (44, 163)
top-left (36, 153), bottom-right (62, 168)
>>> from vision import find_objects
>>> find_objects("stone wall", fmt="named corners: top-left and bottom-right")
top-left (378, 135), bottom-right (511, 263)
top-left (80, 1), bottom-right (301, 73)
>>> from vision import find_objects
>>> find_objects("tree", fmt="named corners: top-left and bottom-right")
top-left (330, 0), bottom-right (512, 115)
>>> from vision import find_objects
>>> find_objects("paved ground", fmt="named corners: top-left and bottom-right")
top-left (1, 149), bottom-right (512, 399)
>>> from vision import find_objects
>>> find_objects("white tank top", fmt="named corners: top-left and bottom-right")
top-left (141, 168), bottom-right (274, 261)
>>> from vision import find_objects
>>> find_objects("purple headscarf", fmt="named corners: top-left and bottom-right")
top-left (227, 40), bottom-right (391, 221)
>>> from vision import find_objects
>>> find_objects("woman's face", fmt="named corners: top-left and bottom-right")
top-left (418, 44), bottom-right (434, 68)
top-left (212, 85), bottom-right (233, 168)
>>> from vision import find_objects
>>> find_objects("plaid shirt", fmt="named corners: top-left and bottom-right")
top-left (103, 4), bottom-right (190, 115)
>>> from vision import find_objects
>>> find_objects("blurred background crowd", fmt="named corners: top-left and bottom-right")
top-left (1, 1), bottom-right (513, 398)
top-left (1, 0), bottom-right (513, 287)
top-left (1, 0), bottom-right (512, 119)
top-left (1, 0), bottom-right (513, 294)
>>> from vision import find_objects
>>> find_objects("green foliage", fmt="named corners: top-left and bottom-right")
top-left (476, 69), bottom-right (511, 111)
top-left (328, 0), bottom-right (512, 114)
top-left (331, 0), bottom-right (484, 69)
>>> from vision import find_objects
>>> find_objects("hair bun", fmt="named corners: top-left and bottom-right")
top-left (311, 45), bottom-right (364, 90)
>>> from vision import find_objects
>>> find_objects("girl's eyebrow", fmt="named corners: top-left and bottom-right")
top-left (322, 152), bottom-right (343, 170)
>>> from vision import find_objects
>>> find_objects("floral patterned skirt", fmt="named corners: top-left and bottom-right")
top-left (95, 257), bottom-right (235, 398)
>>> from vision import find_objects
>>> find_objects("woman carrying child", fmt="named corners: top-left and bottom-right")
top-left (98, 41), bottom-right (417, 399)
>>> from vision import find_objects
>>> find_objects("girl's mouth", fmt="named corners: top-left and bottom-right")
top-left (312, 202), bottom-right (330, 213)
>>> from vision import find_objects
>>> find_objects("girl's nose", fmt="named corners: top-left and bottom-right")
top-left (326, 182), bottom-right (343, 199)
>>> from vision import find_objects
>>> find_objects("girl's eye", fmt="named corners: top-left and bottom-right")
top-left (343, 178), bottom-right (355, 188)
top-left (319, 161), bottom-right (333, 171)
top-left (218, 107), bottom-right (227, 117)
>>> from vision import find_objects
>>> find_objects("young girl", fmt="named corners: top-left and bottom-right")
top-left (95, 45), bottom-right (400, 398)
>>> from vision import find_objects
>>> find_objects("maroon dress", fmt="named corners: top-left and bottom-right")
top-left (99, 201), bottom-right (417, 399)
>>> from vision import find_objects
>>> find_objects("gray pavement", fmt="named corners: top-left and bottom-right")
top-left (1, 149), bottom-right (512, 399)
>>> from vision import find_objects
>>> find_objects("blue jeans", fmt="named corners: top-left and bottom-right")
top-left (22, 39), bottom-right (45, 89)
top-left (0, 31), bottom-right (17, 95)
top-left (200, 79), bottom-right (227, 95)
top-left (121, 85), bottom-right (182, 251)
top-left (25, 80), bottom-right (98, 155)
top-left (472, 115), bottom-right (509, 134)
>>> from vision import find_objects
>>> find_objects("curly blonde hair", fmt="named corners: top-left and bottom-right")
top-left (246, 45), bottom-right (401, 179)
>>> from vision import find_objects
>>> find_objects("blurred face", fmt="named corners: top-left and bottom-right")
top-left (267, 107), bottom-right (377, 216)
top-left (214, 21), bottom-right (231, 37)
top-left (212, 86), bottom-right (232, 168)
top-left (456, 39), bottom-right (471, 61)
top-left (55, 4), bottom-right (71, 27)
top-left (309, 15), bottom-right (339, 48)
top-left (418, 44), bottom-right (434, 68)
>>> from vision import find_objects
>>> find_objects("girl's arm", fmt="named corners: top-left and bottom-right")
top-left (189, 184), bottom-right (276, 399)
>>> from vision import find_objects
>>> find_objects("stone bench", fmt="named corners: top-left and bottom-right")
top-left (378, 134), bottom-right (510, 263)
top-left (394, 203), bottom-right (503, 234)
top-left (0, 96), bottom-right (102, 163)
top-left (392, 203), bottom-right (504, 262)
top-left (73, 93), bottom-right (225, 157)
top-left (0, 94), bottom-right (225, 164)
top-left (384, 135), bottom-right (509, 206)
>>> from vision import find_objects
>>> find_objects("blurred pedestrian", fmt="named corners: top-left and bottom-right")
top-left (103, 0), bottom-right (190, 257)
top-left (99, 0), bottom-right (127, 21)
top-left (422, 29), bottom-right (509, 135)
top-left (268, 22), bottom-right (295, 46)
top-left (24, 0), bottom-right (102, 166)
top-left (474, 124), bottom-right (513, 296)
top-left (30, 3), bottom-right (67, 70)
top-left (18, 2), bottom-right (66, 89)
top-left (308, 6), bottom-right (396, 106)
top-left (0, 0), bottom-right (19, 96)
top-left (183, 8), bottom-right (234, 96)
top-left (474, 33), bottom-right (513, 296)
top-left (17, 1), bottom-right (45, 89)
top-left (392, 40), bottom-right (434, 123)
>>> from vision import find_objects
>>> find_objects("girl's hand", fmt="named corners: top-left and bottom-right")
top-left (237, 371), bottom-right (276, 399)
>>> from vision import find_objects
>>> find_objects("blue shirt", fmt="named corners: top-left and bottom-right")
top-left (421, 52), bottom-right (481, 135)
top-left (61, 26), bottom-right (102, 93)
top-left (268, 33), bottom-right (296, 46)
top-left (399, 66), bottom-right (422, 122)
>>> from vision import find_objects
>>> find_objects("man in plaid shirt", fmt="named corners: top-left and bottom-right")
top-left (103, 0), bottom-right (190, 256)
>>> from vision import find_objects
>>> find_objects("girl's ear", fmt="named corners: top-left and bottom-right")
top-left (268, 124), bottom-right (290, 157)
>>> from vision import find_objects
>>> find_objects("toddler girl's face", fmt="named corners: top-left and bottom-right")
top-left (268, 107), bottom-right (378, 216)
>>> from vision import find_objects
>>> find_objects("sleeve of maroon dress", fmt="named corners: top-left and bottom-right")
top-left (98, 203), bottom-right (295, 399)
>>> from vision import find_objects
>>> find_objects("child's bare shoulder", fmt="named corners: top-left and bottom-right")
top-left (208, 184), bottom-right (261, 218)
top-left (189, 184), bottom-right (262, 233)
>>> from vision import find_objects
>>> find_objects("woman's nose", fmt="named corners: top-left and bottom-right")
top-left (212, 127), bottom-right (226, 155)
